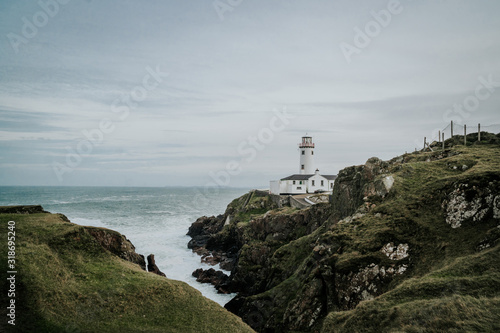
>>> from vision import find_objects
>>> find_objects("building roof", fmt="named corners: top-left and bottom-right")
top-left (280, 174), bottom-right (337, 181)
top-left (281, 174), bottom-right (313, 181)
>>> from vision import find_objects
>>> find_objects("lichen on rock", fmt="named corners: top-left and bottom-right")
top-left (442, 181), bottom-right (500, 228)
top-left (336, 262), bottom-right (408, 310)
top-left (381, 242), bottom-right (410, 260)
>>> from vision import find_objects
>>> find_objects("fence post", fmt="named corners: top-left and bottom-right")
top-left (464, 124), bottom-right (467, 145)
top-left (439, 130), bottom-right (441, 143)
top-left (442, 133), bottom-right (445, 150)
top-left (478, 123), bottom-right (481, 142)
top-left (424, 137), bottom-right (426, 150)
top-left (451, 121), bottom-right (454, 137)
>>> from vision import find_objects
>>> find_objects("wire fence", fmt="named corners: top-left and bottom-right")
top-left (420, 122), bottom-right (500, 151)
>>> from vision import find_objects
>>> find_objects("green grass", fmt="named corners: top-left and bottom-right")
top-left (226, 191), bottom-right (279, 224)
top-left (318, 143), bottom-right (500, 332)
top-left (0, 213), bottom-right (254, 333)
top-left (323, 245), bottom-right (500, 332)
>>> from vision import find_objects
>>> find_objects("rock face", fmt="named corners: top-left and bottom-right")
top-left (442, 180), bottom-right (500, 228)
top-left (85, 227), bottom-right (146, 270)
top-left (188, 158), bottom-right (404, 331)
top-left (187, 215), bottom-right (226, 249)
top-left (187, 190), bottom-right (282, 273)
top-left (147, 254), bottom-right (166, 277)
top-left (335, 262), bottom-right (408, 310)
top-left (226, 204), bottom-right (332, 295)
top-left (330, 157), bottom-right (392, 220)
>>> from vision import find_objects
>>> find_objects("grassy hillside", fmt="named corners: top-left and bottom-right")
top-left (0, 210), bottom-right (254, 333)
top-left (320, 143), bottom-right (500, 332)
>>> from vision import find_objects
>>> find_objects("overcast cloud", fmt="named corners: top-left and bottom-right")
top-left (0, 0), bottom-right (499, 187)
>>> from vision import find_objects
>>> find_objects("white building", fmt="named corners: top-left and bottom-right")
top-left (270, 136), bottom-right (337, 195)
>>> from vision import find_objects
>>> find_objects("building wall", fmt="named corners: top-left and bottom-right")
top-left (285, 180), bottom-right (306, 194)
top-left (306, 174), bottom-right (330, 193)
top-left (271, 176), bottom-right (333, 195)
top-left (270, 181), bottom-right (281, 195)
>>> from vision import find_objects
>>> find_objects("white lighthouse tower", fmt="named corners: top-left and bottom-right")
top-left (269, 135), bottom-right (336, 195)
top-left (299, 136), bottom-right (315, 174)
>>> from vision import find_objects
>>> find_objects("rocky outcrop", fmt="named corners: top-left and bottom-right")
top-left (85, 227), bottom-right (146, 270)
top-left (330, 157), bottom-right (392, 220)
top-left (335, 262), bottom-right (408, 311)
top-left (188, 160), bottom-right (402, 331)
top-left (147, 254), bottom-right (166, 277)
top-left (0, 205), bottom-right (49, 214)
top-left (187, 215), bottom-right (226, 250)
top-left (187, 190), bottom-right (283, 274)
top-left (193, 268), bottom-right (231, 294)
top-left (187, 215), bottom-right (241, 272)
top-left (188, 157), bottom-right (410, 331)
top-left (442, 179), bottom-right (500, 228)
top-left (227, 204), bottom-right (332, 295)
top-left (381, 242), bottom-right (410, 260)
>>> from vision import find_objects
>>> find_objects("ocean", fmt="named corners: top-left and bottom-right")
top-left (0, 186), bottom-right (250, 306)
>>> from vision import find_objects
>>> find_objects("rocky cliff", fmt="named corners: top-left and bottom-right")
top-left (188, 133), bottom-right (500, 332)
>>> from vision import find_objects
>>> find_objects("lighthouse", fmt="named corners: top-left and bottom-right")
top-left (269, 135), bottom-right (337, 195)
top-left (299, 136), bottom-right (315, 174)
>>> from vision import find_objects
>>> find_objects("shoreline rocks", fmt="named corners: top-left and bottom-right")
top-left (192, 268), bottom-right (231, 294)
top-left (147, 254), bottom-right (166, 277)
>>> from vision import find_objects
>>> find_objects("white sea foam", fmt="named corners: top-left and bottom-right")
top-left (71, 217), bottom-right (107, 228)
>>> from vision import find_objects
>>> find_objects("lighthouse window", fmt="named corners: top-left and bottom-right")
top-left (321, 180), bottom-right (324, 186)
top-left (312, 180), bottom-right (315, 186)
top-left (301, 165), bottom-right (305, 170)
top-left (302, 150), bottom-right (305, 155)
top-left (293, 181), bottom-right (296, 185)
top-left (311, 151), bottom-right (314, 155)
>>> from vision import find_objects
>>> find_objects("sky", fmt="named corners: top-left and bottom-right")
top-left (0, 0), bottom-right (499, 187)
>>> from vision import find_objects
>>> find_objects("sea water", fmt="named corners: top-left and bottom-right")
top-left (0, 186), bottom-right (250, 306)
